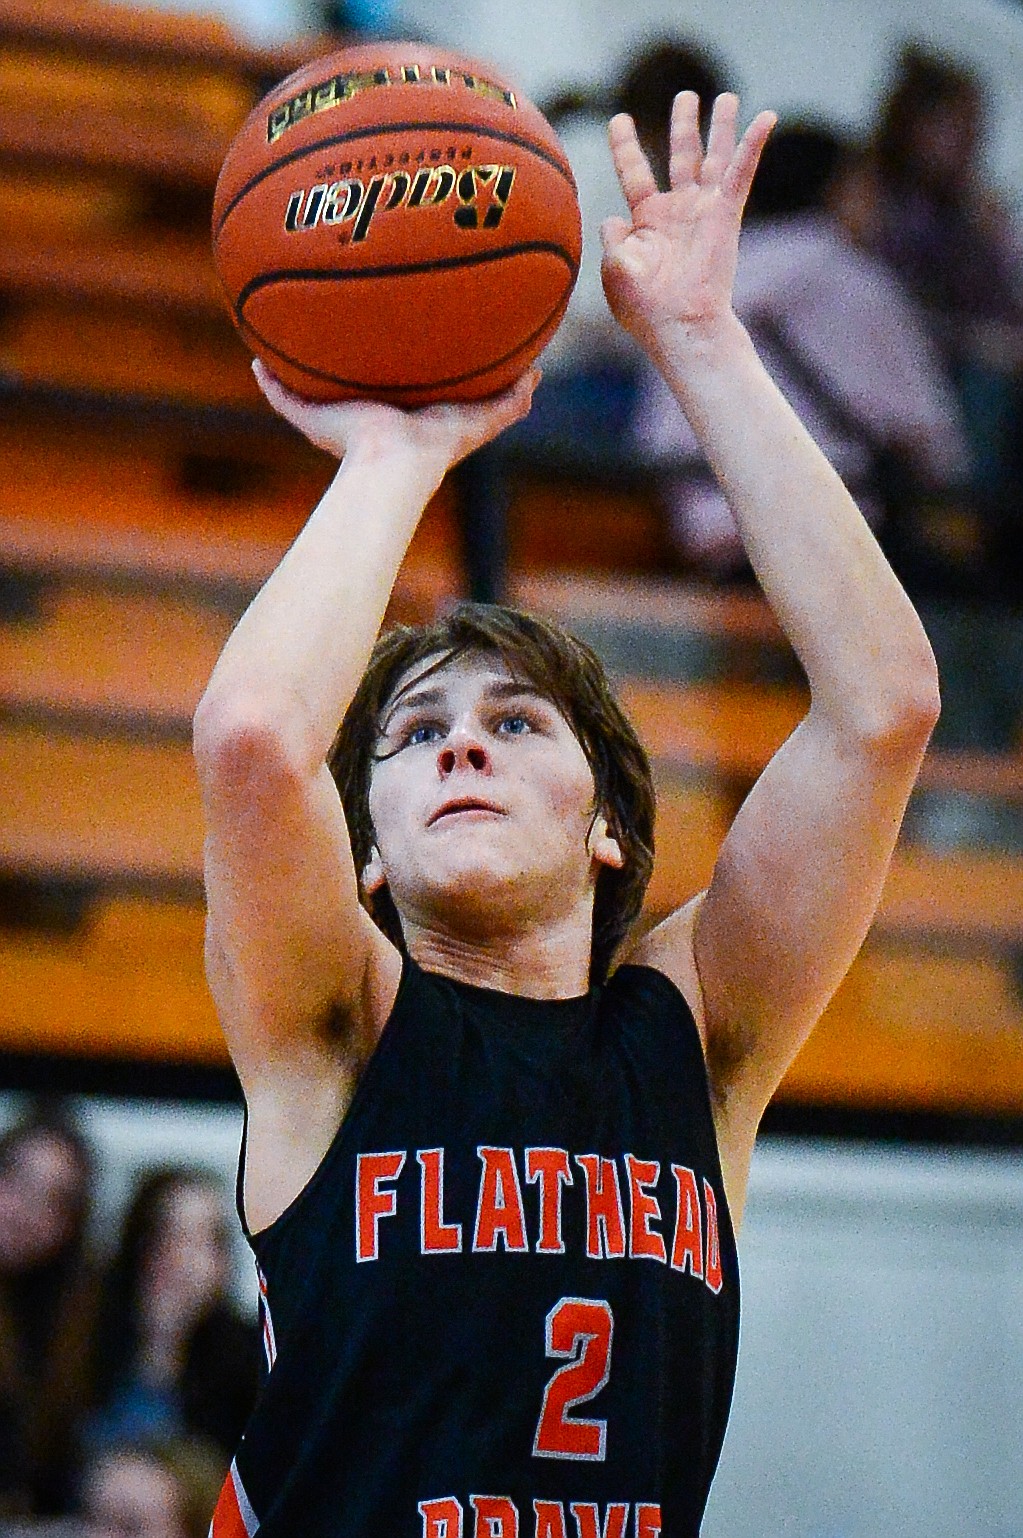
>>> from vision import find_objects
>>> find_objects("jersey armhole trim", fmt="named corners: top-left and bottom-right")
top-left (236, 950), bottom-right (420, 1250)
top-left (609, 961), bottom-right (739, 1257)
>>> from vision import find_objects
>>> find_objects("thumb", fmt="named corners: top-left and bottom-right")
top-left (599, 218), bottom-right (653, 284)
top-left (252, 359), bottom-right (309, 422)
top-left (599, 215), bottom-right (632, 256)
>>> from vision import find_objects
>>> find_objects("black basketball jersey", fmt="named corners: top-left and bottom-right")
top-left (211, 958), bottom-right (739, 1538)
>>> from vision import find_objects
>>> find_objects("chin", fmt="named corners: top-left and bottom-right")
top-left (403, 847), bottom-right (576, 933)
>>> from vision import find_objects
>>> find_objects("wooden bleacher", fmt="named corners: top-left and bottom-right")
top-left (5, 566), bottom-right (1020, 820)
top-left (0, 893), bottom-right (221, 1063)
top-left (3, 685), bottom-right (1023, 1106)
top-left (0, 0), bottom-right (308, 412)
top-left (4, 532), bottom-right (1023, 1110)
top-left (1, 0), bottom-right (1022, 1122)
top-left (4, 887), bottom-right (1023, 1104)
top-left (0, 582), bottom-right (235, 729)
top-left (0, 0), bottom-right (320, 77)
top-left (3, 677), bottom-right (1023, 959)
top-left (3, 293), bottom-right (262, 404)
top-left (0, 402), bottom-right (463, 616)
top-left (0, 227), bottom-right (221, 317)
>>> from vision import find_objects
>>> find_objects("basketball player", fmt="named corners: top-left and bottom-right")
top-left (197, 95), bottom-right (939, 1538)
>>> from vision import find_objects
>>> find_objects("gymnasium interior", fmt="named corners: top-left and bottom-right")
top-left (0, 0), bottom-right (1021, 1534)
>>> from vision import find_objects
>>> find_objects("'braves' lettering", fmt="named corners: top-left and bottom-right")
top-left (418, 1497), bottom-right (662, 1538)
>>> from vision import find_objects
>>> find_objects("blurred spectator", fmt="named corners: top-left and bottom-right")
top-left (632, 123), bottom-right (971, 579)
top-left (868, 45), bottom-right (1023, 508)
top-left (322, 0), bottom-right (401, 35)
top-left (542, 36), bottom-right (727, 359)
top-left (79, 1438), bottom-right (224, 1538)
top-left (88, 1168), bottom-right (258, 1464)
top-left (0, 1099), bottom-right (98, 1517)
top-left (455, 38), bottom-right (729, 601)
top-left (614, 39), bottom-right (725, 190)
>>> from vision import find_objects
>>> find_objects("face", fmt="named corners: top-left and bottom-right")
top-left (909, 96), bottom-right (979, 187)
top-left (142, 1178), bottom-right (231, 1325)
top-left (83, 1451), bottom-right (186, 1538)
top-left (366, 652), bottom-right (622, 943)
top-left (0, 1129), bottom-right (86, 1274)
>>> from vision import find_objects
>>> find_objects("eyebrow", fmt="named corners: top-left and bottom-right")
top-left (380, 678), bottom-right (552, 731)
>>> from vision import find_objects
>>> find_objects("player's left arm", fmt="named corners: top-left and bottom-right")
top-left (608, 95), bottom-right (941, 1218)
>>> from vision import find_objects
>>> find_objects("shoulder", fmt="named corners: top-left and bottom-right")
top-left (620, 896), bottom-right (707, 1048)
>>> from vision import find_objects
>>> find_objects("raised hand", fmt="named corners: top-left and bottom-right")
top-left (253, 360), bottom-right (540, 473)
top-left (601, 92), bottom-right (775, 352)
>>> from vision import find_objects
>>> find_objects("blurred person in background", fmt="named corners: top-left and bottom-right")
top-left (0, 1099), bottom-right (98, 1518)
top-left (543, 37), bottom-right (729, 366)
top-left (868, 44), bottom-right (1023, 523)
top-left (453, 38), bottom-right (729, 602)
top-left (862, 45), bottom-right (1023, 795)
top-left (79, 1437), bottom-right (224, 1538)
top-left (88, 1167), bottom-right (258, 1465)
top-left (632, 122), bottom-right (970, 579)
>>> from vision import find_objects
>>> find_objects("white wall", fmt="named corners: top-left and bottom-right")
top-left (705, 1139), bottom-right (1023, 1538)
top-left (5, 1091), bottom-right (1023, 1532)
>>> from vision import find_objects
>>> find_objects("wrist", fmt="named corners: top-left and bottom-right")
top-left (339, 433), bottom-right (449, 498)
top-left (646, 309), bottom-right (749, 372)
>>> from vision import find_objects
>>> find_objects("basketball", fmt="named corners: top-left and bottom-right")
top-left (212, 44), bottom-right (582, 405)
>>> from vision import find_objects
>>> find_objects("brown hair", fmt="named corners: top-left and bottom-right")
top-left (0, 1100), bottom-right (98, 1514)
top-left (329, 603), bottom-right (656, 983)
top-left (873, 44), bottom-right (981, 193)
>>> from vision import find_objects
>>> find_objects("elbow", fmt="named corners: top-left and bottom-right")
top-left (192, 691), bottom-right (309, 797)
top-left (859, 652), bottom-right (942, 757)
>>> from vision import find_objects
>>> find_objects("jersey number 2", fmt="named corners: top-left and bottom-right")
top-left (533, 1297), bottom-right (614, 1461)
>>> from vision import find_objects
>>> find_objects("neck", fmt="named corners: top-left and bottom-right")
top-left (403, 910), bottom-right (593, 999)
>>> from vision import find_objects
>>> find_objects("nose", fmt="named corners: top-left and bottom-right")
top-left (437, 733), bottom-right (491, 777)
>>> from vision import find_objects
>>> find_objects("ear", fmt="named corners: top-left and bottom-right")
top-left (361, 845), bottom-right (387, 895)
top-left (587, 813), bottom-right (625, 872)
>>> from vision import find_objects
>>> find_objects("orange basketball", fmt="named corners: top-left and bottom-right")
top-left (212, 43), bottom-right (582, 405)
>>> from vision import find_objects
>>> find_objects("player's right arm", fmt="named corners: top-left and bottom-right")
top-left (193, 365), bottom-right (537, 1228)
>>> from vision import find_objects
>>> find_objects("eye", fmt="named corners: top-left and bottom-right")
top-left (404, 722), bottom-right (444, 747)
top-left (497, 713), bottom-right (532, 736)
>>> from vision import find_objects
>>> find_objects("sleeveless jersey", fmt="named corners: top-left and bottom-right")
top-left (211, 959), bottom-right (739, 1538)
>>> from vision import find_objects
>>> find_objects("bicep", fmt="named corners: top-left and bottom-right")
top-left (199, 731), bottom-right (398, 1090)
top-left (692, 708), bottom-right (926, 1115)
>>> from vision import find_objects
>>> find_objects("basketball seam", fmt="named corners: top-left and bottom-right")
top-left (237, 281), bottom-right (573, 394)
top-left (213, 119), bottom-right (577, 238)
top-left (234, 240), bottom-right (578, 313)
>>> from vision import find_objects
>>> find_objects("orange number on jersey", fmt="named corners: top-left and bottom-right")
top-left (533, 1297), bottom-right (613, 1460)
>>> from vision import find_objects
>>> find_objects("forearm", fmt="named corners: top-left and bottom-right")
top-left (196, 441), bottom-right (442, 769)
top-left (654, 314), bottom-right (940, 735)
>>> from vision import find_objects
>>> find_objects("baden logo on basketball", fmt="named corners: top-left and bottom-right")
top-left (212, 41), bottom-right (581, 402)
top-left (284, 164), bottom-right (516, 243)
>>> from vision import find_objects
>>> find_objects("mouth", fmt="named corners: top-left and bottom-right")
top-left (427, 797), bottom-right (506, 827)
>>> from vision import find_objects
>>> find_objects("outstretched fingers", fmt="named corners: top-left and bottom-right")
top-left (723, 109), bottom-right (778, 208)
top-left (699, 93), bottom-right (739, 187)
top-left (668, 90), bottom-right (703, 189)
top-left (608, 113), bottom-right (658, 212)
